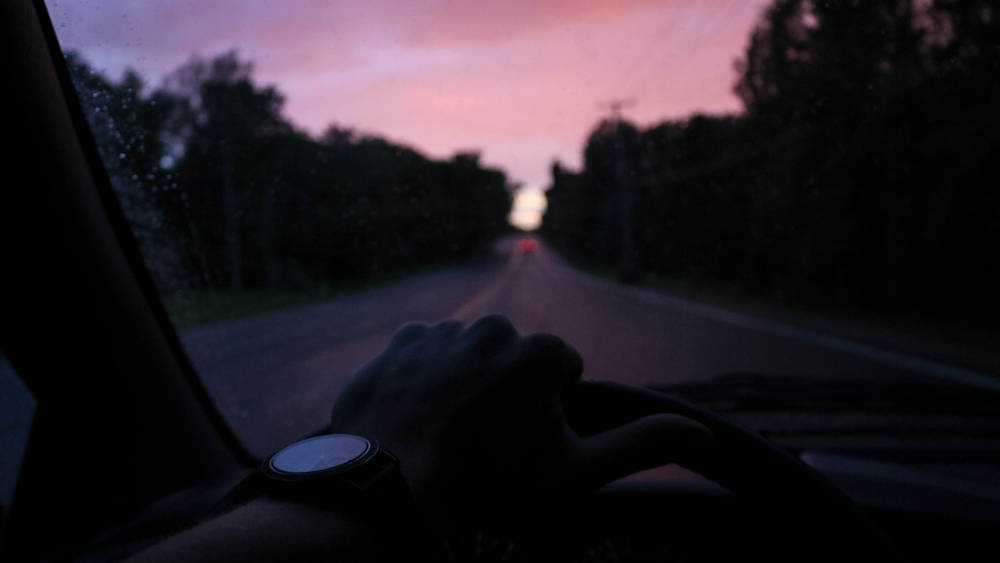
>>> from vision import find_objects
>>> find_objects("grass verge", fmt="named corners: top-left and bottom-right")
top-left (163, 265), bottom-right (448, 328)
top-left (165, 289), bottom-right (340, 328)
top-left (566, 257), bottom-right (999, 357)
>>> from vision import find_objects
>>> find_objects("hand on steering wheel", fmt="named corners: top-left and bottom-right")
top-left (331, 314), bottom-right (901, 562)
top-left (329, 314), bottom-right (714, 533)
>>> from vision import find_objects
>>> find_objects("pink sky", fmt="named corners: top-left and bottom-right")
top-left (46, 0), bottom-right (770, 227)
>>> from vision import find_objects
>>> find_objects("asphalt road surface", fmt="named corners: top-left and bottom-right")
top-left (180, 237), bottom-right (1000, 459)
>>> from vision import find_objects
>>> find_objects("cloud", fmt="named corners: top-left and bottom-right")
top-left (46, 0), bottom-right (770, 188)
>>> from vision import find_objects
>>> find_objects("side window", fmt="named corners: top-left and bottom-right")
top-left (0, 353), bottom-right (37, 537)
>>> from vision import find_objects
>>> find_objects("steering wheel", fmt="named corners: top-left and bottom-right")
top-left (562, 380), bottom-right (902, 562)
top-left (75, 380), bottom-right (902, 562)
top-left (264, 379), bottom-right (903, 561)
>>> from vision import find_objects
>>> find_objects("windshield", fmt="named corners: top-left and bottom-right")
top-left (45, 0), bottom-right (1000, 484)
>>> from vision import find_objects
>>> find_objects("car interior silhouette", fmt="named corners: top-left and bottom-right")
top-left (4, 1), bottom-right (1000, 562)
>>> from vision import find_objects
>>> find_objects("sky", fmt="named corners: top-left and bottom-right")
top-left (46, 0), bottom-right (770, 230)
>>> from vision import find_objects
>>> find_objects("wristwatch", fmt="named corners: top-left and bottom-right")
top-left (217, 434), bottom-right (427, 561)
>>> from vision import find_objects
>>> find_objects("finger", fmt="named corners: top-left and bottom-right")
top-left (464, 313), bottom-right (518, 352)
top-left (431, 319), bottom-right (464, 335)
top-left (578, 414), bottom-right (714, 489)
top-left (390, 322), bottom-right (430, 345)
top-left (515, 333), bottom-right (583, 386)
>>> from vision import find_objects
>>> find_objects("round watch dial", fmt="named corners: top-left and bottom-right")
top-left (269, 434), bottom-right (370, 475)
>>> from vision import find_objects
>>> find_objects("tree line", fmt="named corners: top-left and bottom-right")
top-left (542, 0), bottom-right (1000, 333)
top-left (67, 51), bottom-right (513, 295)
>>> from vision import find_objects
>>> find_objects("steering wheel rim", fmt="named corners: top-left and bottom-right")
top-left (563, 380), bottom-right (903, 562)
top-left (296, 379), bottom-right (904, 560)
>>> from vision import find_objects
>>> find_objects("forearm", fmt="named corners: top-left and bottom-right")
top-left (123, 497), bottom-right (378, 563)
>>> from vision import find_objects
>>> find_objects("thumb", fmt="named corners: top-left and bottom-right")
top-left (578, 413), bottom-right (714, 488)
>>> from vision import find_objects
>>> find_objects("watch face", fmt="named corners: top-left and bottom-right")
top-left (269, 434), bottom-right (371, 476)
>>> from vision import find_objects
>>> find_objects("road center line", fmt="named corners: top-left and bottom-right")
top-left (449, 249), bottom-right (523, 322)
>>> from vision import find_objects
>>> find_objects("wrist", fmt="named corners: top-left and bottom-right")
top-left (245, 497), bottom-right (379, 554)
top-left (124, 497), bottom-right (378, 563)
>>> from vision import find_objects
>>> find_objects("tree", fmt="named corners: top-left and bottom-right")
top-left (66, 51), bottom-right (514, 299)
top-left (542, 115), bottom-right (750, 285)
top-left (163, 51), bottom-right (292, 289)
top-left (544, 0), bottom-right (1000, 334)
top-left (735, 0), bottom-right (1000, 324)
top-left (734, 0), bottom-right (924, 122)
top-left (65, 52), bottom-right (184, 295)
top-left (542, 119), bottom-right (642, 271)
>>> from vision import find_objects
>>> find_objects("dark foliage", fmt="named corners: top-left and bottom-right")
top-left (542, 0), bottom-right (1000, 333)
top-left (67, 51), bottom-right (513, 294)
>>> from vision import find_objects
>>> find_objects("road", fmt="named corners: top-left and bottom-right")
top-left (180, 237), bottom-right (1000, 459)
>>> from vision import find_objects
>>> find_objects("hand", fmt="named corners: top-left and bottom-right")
top-left (329, 314), bottom-right (713, 532)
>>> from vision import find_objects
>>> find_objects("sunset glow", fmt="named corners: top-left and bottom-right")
top-left (510, 189), bottom-right (549, 231)
top-left (46, 0), bottom-right (769, 205)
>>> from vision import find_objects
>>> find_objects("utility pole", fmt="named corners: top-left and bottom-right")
top-left (598, 99), bottom-right (639, 282)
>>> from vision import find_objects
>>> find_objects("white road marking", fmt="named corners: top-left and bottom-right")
top-left (545, 249), bottom-right (1000, 393)
top-left (449, 248), bottom-right (524, 322)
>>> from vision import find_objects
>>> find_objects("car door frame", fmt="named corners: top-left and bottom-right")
top-left (1, 2), bottom-right (254, 561)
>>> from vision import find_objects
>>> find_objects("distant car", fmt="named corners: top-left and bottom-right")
top-left (518, 238), bottom-right (538, 252)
